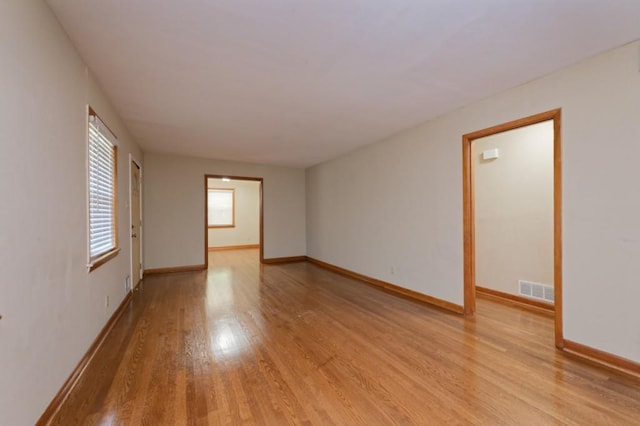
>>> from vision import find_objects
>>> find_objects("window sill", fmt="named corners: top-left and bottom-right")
top-left (208, 225), bottom-right (235, 229)
top-left (88, 247), bottom-right (120, 272)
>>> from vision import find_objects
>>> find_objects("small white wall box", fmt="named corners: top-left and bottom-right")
top-left (482, 148), bottom-right (499, 160)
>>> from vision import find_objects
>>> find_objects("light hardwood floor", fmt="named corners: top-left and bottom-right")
top-left (49, 249), bottom-right (640, 425)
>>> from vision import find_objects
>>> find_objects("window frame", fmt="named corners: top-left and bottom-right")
top-left (87, 106), bottom-right (120, 272)
top-left (207, 188), bottom-right (235, 229)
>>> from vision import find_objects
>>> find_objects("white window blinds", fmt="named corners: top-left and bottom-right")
top-left (88, 112), bottom-right (117, 261)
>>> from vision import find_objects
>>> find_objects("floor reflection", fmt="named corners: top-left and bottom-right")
top-left (210, 318), bottom-right (249, 360)
top-left (206, 265), bottom-right (251, 361)
top-left (206, 267), bottom-right (234, 312)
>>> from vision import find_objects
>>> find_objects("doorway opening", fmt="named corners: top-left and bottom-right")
top-left (463, 109), bottom-right (563, 348)
top-left (204, 175), bottom-right (264, 267)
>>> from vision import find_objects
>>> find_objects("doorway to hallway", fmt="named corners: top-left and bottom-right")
top-left (462, 109), bottom-right (563, 347)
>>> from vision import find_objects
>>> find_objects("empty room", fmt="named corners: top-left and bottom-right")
top-left (2, 1), bottom-right (640, 424)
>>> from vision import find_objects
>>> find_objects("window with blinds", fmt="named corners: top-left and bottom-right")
top-left (88, 108), bottom-right (119, 270)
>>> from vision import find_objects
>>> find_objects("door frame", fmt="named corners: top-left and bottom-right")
top-left (462, 109), bottom-right (563, 348)
top-left (204, 174), bottom-right (264, 266)
top-left (129, 154), bottom-right (143, 290)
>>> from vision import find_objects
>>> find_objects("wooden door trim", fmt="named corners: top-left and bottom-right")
top-left (462, 109), bottom-right (563, 347)
top-left (204, 175), bottom-right (264, 266)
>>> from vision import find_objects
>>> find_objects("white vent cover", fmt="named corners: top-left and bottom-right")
top-left (519, 280), bottom-right (554, 303)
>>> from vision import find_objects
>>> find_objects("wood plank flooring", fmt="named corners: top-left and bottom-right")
top-left (50, 249), bottom-right (640, 425)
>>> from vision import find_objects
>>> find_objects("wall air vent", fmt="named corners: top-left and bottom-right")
top-left (518, 280), bottom-right (554, 303)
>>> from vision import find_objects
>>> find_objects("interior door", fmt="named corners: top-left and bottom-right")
top-left (131, 160), bottom-right (142, 287)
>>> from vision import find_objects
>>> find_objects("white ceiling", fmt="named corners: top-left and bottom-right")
top-left (47, 0), bottom-right (640, 168)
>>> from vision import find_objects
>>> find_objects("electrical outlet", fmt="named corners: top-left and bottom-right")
top-left (105, 295), bottom-right (110, 309)
top-left (390, 265), bottom-right (397, 274)
top-left (125, 275), bottom-right (131, 293)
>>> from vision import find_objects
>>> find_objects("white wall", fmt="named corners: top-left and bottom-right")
top-left (207, 178), bottom-right (260, 248)
top-left (307, 41), bottom-right (640, 363)
top-left (0, 1), bottom-right (143, 425)
top-left (474, 121), bottom-right (554, 296)
top-left (144, 153), bottom-right (305, 268)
